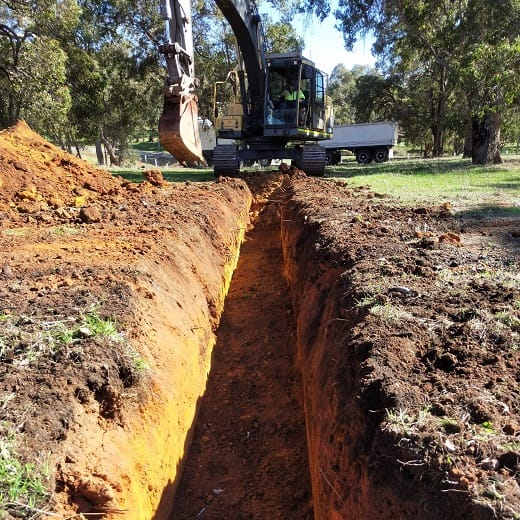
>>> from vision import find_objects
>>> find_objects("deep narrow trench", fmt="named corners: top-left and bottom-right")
top-left (170, 184), bottom-right (313, 519)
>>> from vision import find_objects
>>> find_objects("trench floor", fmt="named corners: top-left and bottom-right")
top-left (170, 198), bottom-right (313, 519)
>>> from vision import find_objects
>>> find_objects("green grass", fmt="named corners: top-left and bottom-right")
top-left (130, 140), bottom-right (163, 152)
top-left (0, 436), bottom-right (49, 515)
top-left (109, 152), bottom-right (520, 215)
top-left (326, 156), bottom-right (520, 213)
top-left (0, 306), bottom-right (126, 366)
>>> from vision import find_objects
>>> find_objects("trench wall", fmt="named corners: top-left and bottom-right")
top-left (280, 183), bottom-right (430, 519)
top-left (56, 181), bottom-right (252, 519)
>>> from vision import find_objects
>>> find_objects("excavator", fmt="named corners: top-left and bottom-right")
top-left (158, 0), bottom-right (333, 176)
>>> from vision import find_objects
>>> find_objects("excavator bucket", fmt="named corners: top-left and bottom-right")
top-left (159, 93), bottom-right (206, 166)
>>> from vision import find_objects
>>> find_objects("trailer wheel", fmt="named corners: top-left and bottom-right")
top-left (326, 150), bottom-right (341, 165)
top-left (373, 148), bottom-right (389, 163)
top-left (356, 149), bottom-right (372, 164)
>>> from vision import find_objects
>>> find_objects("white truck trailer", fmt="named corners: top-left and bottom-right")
top-left (323, 121), bottom-right (399, 165)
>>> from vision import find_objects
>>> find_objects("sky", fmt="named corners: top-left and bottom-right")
top-left (293, 12), bottom-right (376, 76)
top-left (258, 3), bottom-right (376, 77)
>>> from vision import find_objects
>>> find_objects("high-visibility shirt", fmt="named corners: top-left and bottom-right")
top-left (283, 89), bottom-right (305, 101)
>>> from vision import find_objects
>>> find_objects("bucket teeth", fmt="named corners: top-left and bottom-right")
top-left (159, 93), bottom-right (206, 166)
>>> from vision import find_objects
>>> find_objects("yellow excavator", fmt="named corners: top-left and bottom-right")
top-left (158, 0), bottom-right (333, 176)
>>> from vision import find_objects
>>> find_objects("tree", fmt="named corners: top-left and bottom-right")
top-left (298, 0), bottom-right (520, 164)
top-left (327, 65), bottom-right (370, 125)
top-left (60, 0), bottom-right (164, 163)
top-left (0, 0), bottom-right (78, 133)
top-left (264, 20), bottom-right (303, 54)
top-left (351, 72), bottom-right (398, 123)
top-left (456, 38), bottom-right (520, 163)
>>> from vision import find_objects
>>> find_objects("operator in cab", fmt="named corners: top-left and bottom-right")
top-left (279, 80), bottom-right (306, 125)
top-left (280, 81), bottom-right (305, 105)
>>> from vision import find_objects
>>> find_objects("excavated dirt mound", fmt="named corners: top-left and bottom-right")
top-left (0, 120), bottom-right (519, 519)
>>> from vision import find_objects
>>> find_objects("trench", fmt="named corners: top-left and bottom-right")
top-left (169, 179), bottom-right (313, 518)
top-left (54, 173), bottom-right (469, 519)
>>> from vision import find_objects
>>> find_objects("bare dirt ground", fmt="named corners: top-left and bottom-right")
top-left (171, 182), bottom-right (312, 519)
top-left (0, 121), bottom-right (519, 519)
top-left (281, 178), bottom-right (520, 519)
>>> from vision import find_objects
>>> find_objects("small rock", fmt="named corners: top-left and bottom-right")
top-left (79, 206), bottom-right (102, 223)
top-left (480, 458), bottom-right (500, 471)
top-left (143, 169), bottom-right (165, 186)
top-left (1, 264), bottom-right (14, 278)
top-left (439, 232), bottom-right (461, 245)
top-left (77, 326), bottom-right (93, 338)
top-left (435, 352), bottom-right (458, 371)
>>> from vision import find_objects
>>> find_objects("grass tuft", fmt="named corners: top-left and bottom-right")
top-left (0, 435), bottom-right (49, 515)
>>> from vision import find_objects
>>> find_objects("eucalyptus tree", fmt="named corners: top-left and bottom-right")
top-left (0, 0), bottom-right (78, 134)
top-left (63, 0), bottom-right (164, 164)
top-left (351, 72), bottom-right (399, 124)
top-left (298, 0), bottom-right (520, 164)
top-left (326, 64), bottom-right (371, 125)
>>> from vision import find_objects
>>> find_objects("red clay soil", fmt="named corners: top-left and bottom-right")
top-left (0, 121), bottom-right (519, 520)
top-left (171, 177), bottom-right (312, 519)
top-left (282, 179), bottom-right (520, 519)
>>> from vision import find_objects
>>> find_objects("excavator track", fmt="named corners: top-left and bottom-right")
top-left (159, 93), bottom-right (205, 166)
top-left (296, 144), bottom-right (327, 176)
top-left (213, 145), bottom-right (240, 177)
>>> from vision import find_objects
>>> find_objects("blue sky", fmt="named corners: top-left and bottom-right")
top-left (296, 14), bottom-right (376, 76)
top-left (258, 3), bottom-right (376, 76)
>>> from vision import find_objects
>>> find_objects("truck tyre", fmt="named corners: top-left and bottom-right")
top-left (326, 150), bottom-right (341, 165)
top-left (374, 148), bottom-right (389, 163)
top-left (356, 149), bottom-right (372, 164)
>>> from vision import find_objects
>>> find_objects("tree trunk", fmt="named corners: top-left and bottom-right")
top-left (432, 123), bottom-right (444, 157)
top-left (431, 66), bottom-right (446, 157)
top-left (462, 119), bottom-right (472, 158)
top-left (100, 135), bottom-right (119, 166)
top-left (95, 138), bottom-right (105, 166)
top-left (74, 143), bottom-right (82, 159)
top-left (472, 111), bottom-right (502, 165)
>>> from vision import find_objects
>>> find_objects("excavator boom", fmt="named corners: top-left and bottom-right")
top-left (158, 0), bottom-right (204, 165)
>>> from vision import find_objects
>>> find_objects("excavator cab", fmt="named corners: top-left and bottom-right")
top-left (264, 53), bottom-right (332, 140)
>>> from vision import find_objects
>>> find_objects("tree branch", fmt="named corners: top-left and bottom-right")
top-left (394, 0), bottom-right (449, 69)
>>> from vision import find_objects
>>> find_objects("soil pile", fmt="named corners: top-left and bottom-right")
top-left (0, 120), bottom-right (123, 222)
top-left (0, 121), bottom-right (252, 518)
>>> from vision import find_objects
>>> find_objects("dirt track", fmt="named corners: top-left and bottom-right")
top-left (0, 121), bottom-right (519, 519)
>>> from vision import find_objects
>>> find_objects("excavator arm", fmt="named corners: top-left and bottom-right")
top-left (215, 0), bottom-right (266, 131)
top-left (158, 0), bottom-right (267, 164)
top-left (158, 0), bottom-right (204, 165)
